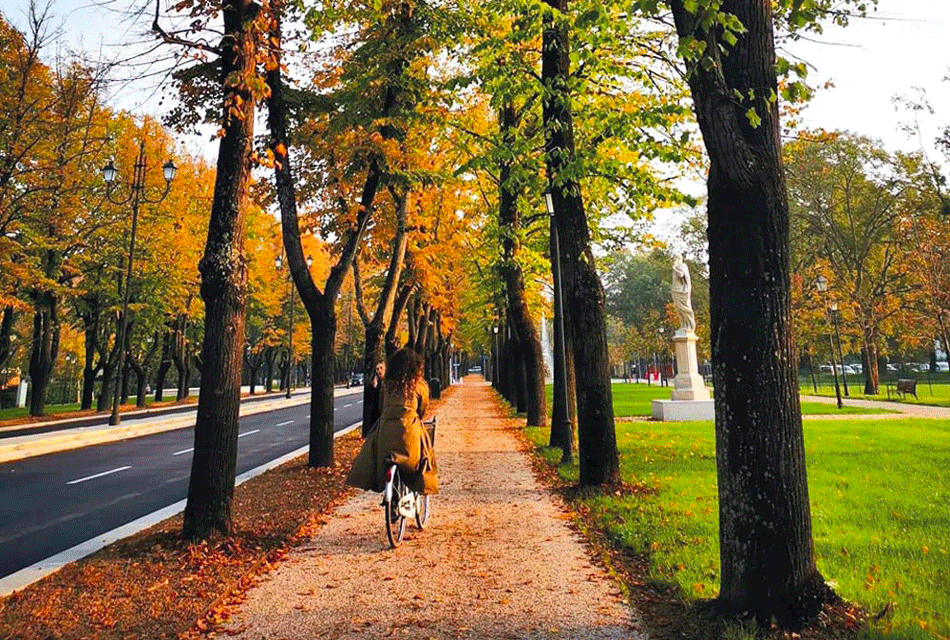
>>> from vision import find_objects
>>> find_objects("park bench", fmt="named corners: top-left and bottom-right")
top-left (886, 378), bottom-right (918, 400)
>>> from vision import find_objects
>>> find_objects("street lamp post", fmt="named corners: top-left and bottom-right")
top-left (274, 254), bottom-right (310, 398)
top-left (102, 141), bottom-right (176, 426)
top-left (831, 301), bottom-right (849, 396)
top-left (816, 275), bottom-right (843, 409)
top-left (492, 325), bottom-right (499, 390)
top-left (545, 191), bottom-right (573, 462)
top-left (658, 326), bottom-right (666, 386)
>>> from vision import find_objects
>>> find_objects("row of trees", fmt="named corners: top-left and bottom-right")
top-left (157, 0), bottom-right (888, 627)
top-left (10, 0), bottom-right (912, 629)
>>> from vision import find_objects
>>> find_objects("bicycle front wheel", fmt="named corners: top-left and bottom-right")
top-left (415, 494), bottom-right (430, 529)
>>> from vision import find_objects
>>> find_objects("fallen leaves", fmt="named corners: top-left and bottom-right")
top-left (0, 433), bottom-right (363, 640)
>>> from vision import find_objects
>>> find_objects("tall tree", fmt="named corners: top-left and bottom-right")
top-left (154, 0), bottom-right (268, 539)
top-left (665, 0), bottom-right (843, 625)
top-left (541, 0), bottom-right (618, 486)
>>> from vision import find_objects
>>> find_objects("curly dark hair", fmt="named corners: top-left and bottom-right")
top-left (384, 348), bottom-right (424, 398)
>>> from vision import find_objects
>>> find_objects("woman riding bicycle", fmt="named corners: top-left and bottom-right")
top-left (346, 348), bottom-right (438, 495)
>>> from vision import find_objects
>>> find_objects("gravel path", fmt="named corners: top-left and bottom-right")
top-left (800, 393), bottom-right (950, 419)
top-left (224, 379), bottom-right (646, 640)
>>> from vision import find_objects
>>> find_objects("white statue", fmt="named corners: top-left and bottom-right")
top-left (671, 255), bottom-right (695, 334)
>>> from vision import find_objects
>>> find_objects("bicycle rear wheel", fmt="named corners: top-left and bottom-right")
top-left (385, 469), bottom-right (407, 548)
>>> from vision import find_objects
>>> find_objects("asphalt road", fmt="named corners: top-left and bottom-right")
top-left (0, 393), bottom-right (364, 579)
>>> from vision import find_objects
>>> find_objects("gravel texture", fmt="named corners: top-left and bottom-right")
top-left (799, 393), bottom-right (950, 419)
top-left (223, 379), bottom-right (647, 640)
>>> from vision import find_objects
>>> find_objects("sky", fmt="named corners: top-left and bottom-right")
top-left (784, 0), bottom-right (950, 156)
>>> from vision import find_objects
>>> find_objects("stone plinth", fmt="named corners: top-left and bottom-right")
top-left (651, 329), bottom-right (714, 422)
top-left (671, 331), bottom-right (710, 401)
top-left (651, 399), bottom-right (714, 421)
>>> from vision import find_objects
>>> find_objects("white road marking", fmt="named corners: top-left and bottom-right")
top-left (172, 448), bottom-right (193, 456)
top-left (343, 403), bottom-right (353, 408)
top-left (357, 400), bottom-right (363, 404)
top-left (275, 420), bottom-right (294, 427)
top-left (66, 466), bottom-right (132, 486)
top-left (239, 429), bottom-right (261, 437)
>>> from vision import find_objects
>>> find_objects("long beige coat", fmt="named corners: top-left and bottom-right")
top-left (345, 378), bottom-right (438, 494)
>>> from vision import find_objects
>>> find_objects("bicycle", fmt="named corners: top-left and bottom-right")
top-left (382, 416), bottom-right (436, 548)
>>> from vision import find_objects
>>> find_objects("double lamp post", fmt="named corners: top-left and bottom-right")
top-left (102, 141), bottom-right (176, 426)
top-left (815, 274), bottom-right (848, 409)
top-left (274, 253), bottom-right (311, 397)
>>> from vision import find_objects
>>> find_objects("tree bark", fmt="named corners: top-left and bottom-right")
top-left (0, 307), bottom-right (15, 375)
top-left (862, 327), bottom-right (880, 395)
top-left (181, 0), bottom-right (256, 540)
top-left (80, 308), bottom-right (100, 410)
top-left (541, 0), bottom-right (618, 486)
top-left (386, 283), bottom-right (414, 357)
top-left (155, 329), bottom-right (172, 402)
top-left (28, 294), bottom-right (60, 416)
top-left (668, 0), bottom-right (828, 624)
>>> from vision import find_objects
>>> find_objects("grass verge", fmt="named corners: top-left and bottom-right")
top-left (522, 417), bottom-right (949, 640)
top-left (550, 384), bottom-right (895, 418)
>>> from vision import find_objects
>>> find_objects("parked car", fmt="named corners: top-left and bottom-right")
top-left (349, 372), bottom-right (364, 387)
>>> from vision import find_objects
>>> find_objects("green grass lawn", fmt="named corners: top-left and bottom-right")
top-left (0, 403), bottom-right (83, 422)
top-left (525, 417), bottom-right (950, 639)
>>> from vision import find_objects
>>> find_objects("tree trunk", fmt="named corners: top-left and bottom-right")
top-left (386, 284), bottom-right (413, 357)
top-left (862, 329), bottom-right (880, 395)
top-left (0, 306), bottom-right (13, 372)
top-left (264, 346), bottom-right (277, 393)
top-left (541, 0), bottom-right (618, 486)
top-left (668, 0), bottom-right (828, 624)
top-left (155, 330), bottom-right (172, 402)
top-left (182, 0), bottom-right (256, 541)
top-left (309, 307), bottom-right (336, 467)
top-left (355, 193), bottom-right (409, 433)
top-left (80, 310), bottom-right (99, 410)
top-left (265, 5), bottom-right (383, 467)
top-left (498, 102), bottom-right (546, 427)
top-left (28, 295), bottom-right (60, 417)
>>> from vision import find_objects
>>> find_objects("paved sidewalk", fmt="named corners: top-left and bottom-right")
top-left (0, 386), bottom-right (361, 463)
top-left (222, 379), bottom-right (645, 640)
top-left (801, 393), bottom-right (950, 419)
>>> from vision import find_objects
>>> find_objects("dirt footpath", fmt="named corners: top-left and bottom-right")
top-left (223, 379), bottom-right (647, 640)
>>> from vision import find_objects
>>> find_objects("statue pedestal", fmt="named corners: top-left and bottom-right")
top-left (652, 330), bottom-right (714, 421)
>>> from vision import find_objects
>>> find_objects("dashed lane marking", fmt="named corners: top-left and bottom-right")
top-left (66, 466), bottom-right (132, 486)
